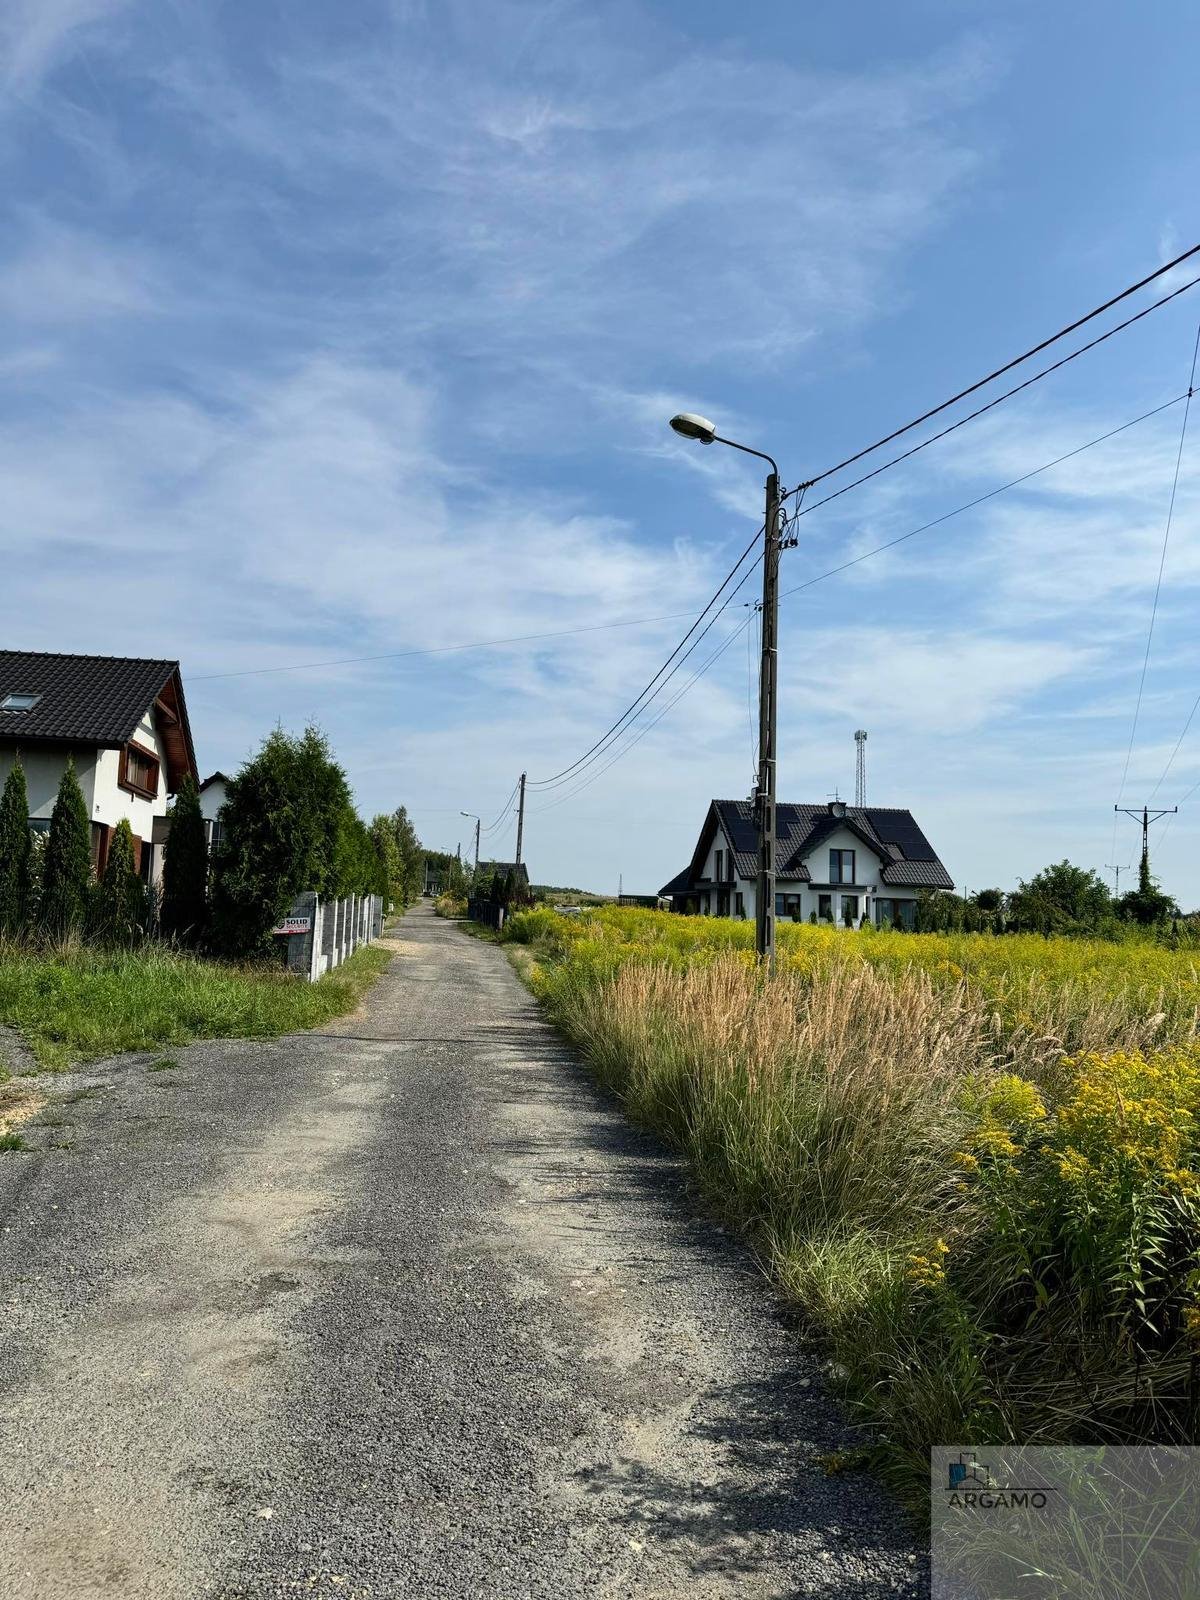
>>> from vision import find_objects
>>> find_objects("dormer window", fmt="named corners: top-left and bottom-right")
top-left (0, 692), bottom-right (40, 713)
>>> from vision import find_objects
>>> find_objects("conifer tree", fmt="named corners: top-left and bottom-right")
top-left (91, 819), bottom-right (145, 943)
top-left (40, 760), bottom-right (91, 936)
top-left (161, 774), bottom-right (209, 942)
top-left (0, 761), bottom-right (32, 935)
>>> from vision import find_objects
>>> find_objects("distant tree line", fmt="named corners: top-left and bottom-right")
top-left (908, 857), bottom-right (1188, 941)
top-left (0, 724), bottom-right (432, 959)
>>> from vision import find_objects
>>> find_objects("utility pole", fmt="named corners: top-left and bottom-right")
top-left (514, 771), bottom-right (527, 868)
top-left (754, 469), bottom-right (782, 966)
top-left (1114, 804), bottom-right (1177, 884)
top-left (460, 812), bottom-right (480, 875)
top-left (1105, 861), bottom-right (1124, 897)
top-left (668, 412), bottom-right (797, 967)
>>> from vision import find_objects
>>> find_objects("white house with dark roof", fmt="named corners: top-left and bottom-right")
top-left (0, 651), bottom-right (198, 885)
top-left (660, 798), bottom-right (954, 928)
top-left (197, 771), bottom-right (230, 855)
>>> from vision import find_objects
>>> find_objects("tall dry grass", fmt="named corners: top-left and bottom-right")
top-left (515, 908), bottom-right (1200, 1507)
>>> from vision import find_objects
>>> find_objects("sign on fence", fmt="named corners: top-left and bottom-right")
top-left (272, 916), bottom-right (312, 936)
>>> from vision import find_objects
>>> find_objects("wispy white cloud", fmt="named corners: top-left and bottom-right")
top-left (0, 0), bottom-right (130, 91)
top-left (0, 215), bottom-right (166, 321)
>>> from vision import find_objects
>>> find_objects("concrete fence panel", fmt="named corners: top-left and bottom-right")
top-left (275, 891), bottom-right (383, 982)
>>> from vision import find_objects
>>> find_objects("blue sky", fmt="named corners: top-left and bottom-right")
top-left (3, 0), bottom-right (1200, 902)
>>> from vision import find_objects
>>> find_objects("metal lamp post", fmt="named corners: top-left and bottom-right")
top-left (669, 413), bottom-right (783, 965)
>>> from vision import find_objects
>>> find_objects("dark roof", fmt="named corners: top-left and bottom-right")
top-left (0, 651), bottom-right (197, 790)
top-left (198, 771), bottom-right (228, 791)
top-left (483, 861), bottom-right (530, 884)
top-left (687, 799), bottom-right (953, 891)
top-left (658, 868), bottom-right (693, 898)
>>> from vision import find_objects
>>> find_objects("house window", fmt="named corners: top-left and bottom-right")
top-left (818, 893), bottom-right (832, 922)
top-left (0, 692), bottom-right (40, 712)
top-left (830, 848), bottom-right (855, 884)
top-left (876, 898), bottom-right (915, 930)
top-left (28, 817), bottom-right (51, 836)
top-left (119, 742), bottom-right (160, 799)
top-left (735, 892), bottom-right (745, 918)
top-left (715, 849), bottom-right (723, 883)
top-left (840, 894), bottom-right (859, 925)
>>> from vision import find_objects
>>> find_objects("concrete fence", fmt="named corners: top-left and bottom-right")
top-left (273, 892), bottom-right (385, 982)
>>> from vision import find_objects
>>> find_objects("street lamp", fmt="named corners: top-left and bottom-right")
top-left (669, 413), bottom-right (784, 966)
top-left (460, 812), bottom-right (480, 876)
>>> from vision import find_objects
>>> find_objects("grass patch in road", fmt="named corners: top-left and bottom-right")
top-left (147, 1058), bottom-right (179, 1072)
top-left (0, 941), bottom-right (393, 1071)
top-left (0, 1130), bottom-right (26, 1152)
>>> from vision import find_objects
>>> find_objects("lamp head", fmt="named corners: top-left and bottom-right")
top-left (669, 412), bottom-right (717, 445)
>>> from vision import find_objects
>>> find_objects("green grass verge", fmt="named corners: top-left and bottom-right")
top-left (0, 941), bottom-right (392, 1072)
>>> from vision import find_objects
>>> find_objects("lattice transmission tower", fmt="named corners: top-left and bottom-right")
top-left (854, 729), bottom-right (868, 808)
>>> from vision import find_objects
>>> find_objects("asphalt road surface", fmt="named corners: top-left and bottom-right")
top-left (0, 902), bottom-right (927, 1598)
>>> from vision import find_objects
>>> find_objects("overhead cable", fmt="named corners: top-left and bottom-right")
top-left (787, 274), bottom-right (1200, 517)
top-left (786, 243), bottom-right (1200, 505)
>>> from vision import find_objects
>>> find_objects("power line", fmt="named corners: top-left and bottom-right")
top-left (530, 614), bottom-right (754, 816)
top-left (785, 273), bottom-right (1200, 517)
top-left (528, 548), bottom-right (763, 794)
top-left (785, 242), bottom-right (1200, 504)
top-left (1114, 317), bottom-right (1200, 810)
top-left (778, 393), bottom-right (1187, 603)
top-left (526, 521), bottom-right (765, 790)
top-left (505, 397), bottom-right (1189, 816)
top-left (1148, 688), bottom-right (1200, 805)
top-left (480, 778), bottom-right (521, 835)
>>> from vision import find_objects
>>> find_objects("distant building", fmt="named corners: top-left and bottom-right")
top-left (197, 772), bottom-right (229, 854)
top-left (617, 892), bottom-right (661, 908)
top-left (660, 798), bottom-right (953, 927)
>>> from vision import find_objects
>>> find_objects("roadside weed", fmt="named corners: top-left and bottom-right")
top-left (503, 905), bottom-right (1200, 1508)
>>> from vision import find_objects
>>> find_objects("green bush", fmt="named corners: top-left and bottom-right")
top-left (210, 726), bottom-right (382, 958)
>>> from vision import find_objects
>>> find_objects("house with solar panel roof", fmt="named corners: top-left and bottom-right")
top-left (659, 798), bottom-right (953, 928)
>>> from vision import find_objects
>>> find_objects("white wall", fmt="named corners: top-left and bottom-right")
top-left (198, 778), bottom-right (227, 824)
top-left (92, 707), bottom-right (168, 842)
top-left (0, 746), bottom-right (99, 819)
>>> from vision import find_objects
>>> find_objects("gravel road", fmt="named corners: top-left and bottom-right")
top-left (0, 903), bottom-right (928, 1598)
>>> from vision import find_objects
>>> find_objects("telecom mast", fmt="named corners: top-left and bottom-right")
top-left (854, 730), bottom-right (868, 807)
